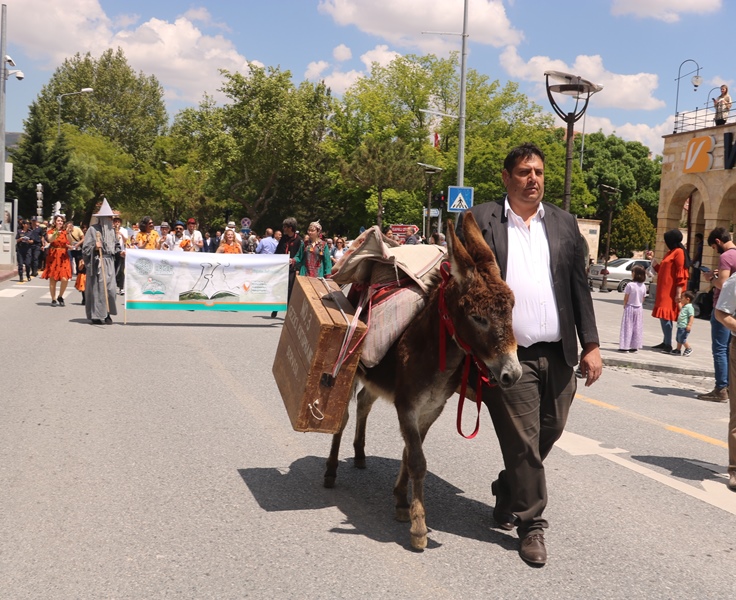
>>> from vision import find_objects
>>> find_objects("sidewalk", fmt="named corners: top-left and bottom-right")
top-left (0, 265), bottom-right (17, 283)
top-left (591, 289), bottom-right (715, 378)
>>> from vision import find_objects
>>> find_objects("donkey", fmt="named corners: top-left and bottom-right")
top-left (324, 211), bottom-right (522, 550)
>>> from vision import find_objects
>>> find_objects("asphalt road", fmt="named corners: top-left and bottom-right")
top-left (0, 277), bottom-right (734, 599)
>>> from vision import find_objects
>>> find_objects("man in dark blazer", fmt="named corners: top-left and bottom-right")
top-left (457, 142), bottom-right (601, 566)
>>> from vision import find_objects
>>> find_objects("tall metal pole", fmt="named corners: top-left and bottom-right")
top-left (563, 117), bottom-right (575, 213)
top-left (0, 4), bottom-right (7, 223)
top-left (456, 0), bottom-right (468, 186)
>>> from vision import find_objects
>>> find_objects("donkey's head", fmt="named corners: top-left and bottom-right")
top-left (444, 212), bottom-right (522, 388)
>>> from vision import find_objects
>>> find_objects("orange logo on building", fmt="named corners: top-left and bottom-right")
top-left (683, 135), bottom-right (715, 173)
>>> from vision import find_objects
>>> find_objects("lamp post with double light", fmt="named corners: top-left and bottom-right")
top-left (673, 59), bottom-right (702, 133)
top-left (544, 71), bottom-right (602, 213)
top-left (57, 87), bottom-right (93, 136)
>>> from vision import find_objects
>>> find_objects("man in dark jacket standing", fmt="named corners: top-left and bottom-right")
top-left (457, 143), bottom-right (601, 566)
top-left (272, 217), bottom-right (303, 318)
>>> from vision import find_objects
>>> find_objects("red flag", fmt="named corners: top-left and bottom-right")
top-left (434, 132), bottom-right (440, 149)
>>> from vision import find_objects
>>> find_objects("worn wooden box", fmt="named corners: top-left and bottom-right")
top-left (272, 276), bottom-right (366, 434)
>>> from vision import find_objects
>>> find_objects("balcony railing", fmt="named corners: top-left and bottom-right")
top-left (674, 103), bottom-right (730, 134)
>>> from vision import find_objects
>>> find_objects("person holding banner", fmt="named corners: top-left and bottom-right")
top-left (216, 229), bottom-right (243, 254)
top-left (82, 199), bottom-right (118, 325)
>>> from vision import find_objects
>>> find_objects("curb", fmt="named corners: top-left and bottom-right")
top-left (602, 355), bottom-right (714, 377)
top-left (0, 268), bottom-right (17, 283)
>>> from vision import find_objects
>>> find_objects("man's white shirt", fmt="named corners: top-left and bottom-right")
top-left (504, 198), bottom-right (561, 347)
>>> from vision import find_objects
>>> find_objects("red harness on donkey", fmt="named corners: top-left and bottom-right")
top-left (437, 261), bottom-right (497, 439)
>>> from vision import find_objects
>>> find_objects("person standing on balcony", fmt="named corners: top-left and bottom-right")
top-left (714, 85), bottom-right (731, 126)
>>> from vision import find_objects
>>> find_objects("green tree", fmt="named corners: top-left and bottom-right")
top-left (342, 137), bottom-right (424, 229)
top-left (609, 201), bottom-right (656, 257)
top-left (197, 65), bottom-right (333, 229)
top-left (9, 103), bottom-right (80, 219)
top-left (36, 48), bottom-right (168, 161)
top-left (578, 131), bottom-right (661, 225)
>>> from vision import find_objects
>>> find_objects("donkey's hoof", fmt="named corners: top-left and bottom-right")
top-left (354, 457), bottom-right (366, 469)
top-left (395, 507), bottom-right (410, 522)
top-left (410, 533), bottom-right (428, 550)
top-left (324, 475), bottom-right (336, 489)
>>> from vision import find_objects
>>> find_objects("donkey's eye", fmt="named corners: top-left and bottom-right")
top-left (471, 315), bottom-right (489, 327)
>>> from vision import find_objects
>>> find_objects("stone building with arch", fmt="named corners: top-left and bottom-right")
top-left (659, 121), bottom-right (736, 289)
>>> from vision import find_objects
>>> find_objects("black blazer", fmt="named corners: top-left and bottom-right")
top-left (458, 200), bottom-right (599, 367)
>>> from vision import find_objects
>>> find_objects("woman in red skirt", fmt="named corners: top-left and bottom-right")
top-left (41, 214), bottom-right (73, 306)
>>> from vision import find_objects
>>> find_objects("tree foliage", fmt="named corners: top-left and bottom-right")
top-left (8, 102), bottom-right (80, 220)
top-left (36, 48), bottom-right (168, 161)
top-left (609, 201), bottom-right (656, 257)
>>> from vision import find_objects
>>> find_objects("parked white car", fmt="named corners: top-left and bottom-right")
top-left (588, 258), bottom-right (652, 292)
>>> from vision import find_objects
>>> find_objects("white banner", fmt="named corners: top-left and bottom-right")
top-left (124, 249), bottom-right (289, 312)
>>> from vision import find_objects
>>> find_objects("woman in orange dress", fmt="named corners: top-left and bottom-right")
top-left (646, 229), bottom-right (690, 352)
top-left (216, 229), bottom-right (242, 254)
top-left (41, 215), bottom-right (73, 306)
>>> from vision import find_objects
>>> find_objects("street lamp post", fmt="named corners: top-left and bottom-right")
top-left (418, 162), bottom-right (442, 239)
top-left (544, 71), bottom-right (602, 213)
top-left (420, 0), bottom-right (469, 186)
top-left (57, 87), bottom-right (93, 136)
top-left (673, 59), bottom-right (702, 133)
top-left (599, 184), bottom-right (621, 292)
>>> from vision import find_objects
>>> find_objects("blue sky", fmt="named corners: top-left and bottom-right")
top-left (1, 0), bottom-right (732, 155)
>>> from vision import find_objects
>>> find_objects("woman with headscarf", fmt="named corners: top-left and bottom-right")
top-left (295, 221), bottom-right (332, 277)
top-left (646, 229), bottom-right (691, 353)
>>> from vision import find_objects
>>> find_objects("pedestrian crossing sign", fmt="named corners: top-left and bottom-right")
top-left (447, 186), bottom-right (474, 212)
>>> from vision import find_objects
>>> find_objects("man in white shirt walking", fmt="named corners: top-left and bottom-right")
top-left (457, 143), bottom-right (601, 566)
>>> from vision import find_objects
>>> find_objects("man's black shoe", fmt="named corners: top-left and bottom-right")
top-left (91, 319), bottom-right (103, 325)
top-left (270, 311), bottom-right (278, 318)
top-left (104, 315), bottom-right (113, 325)
top-left (57, 297), bottom-right (65, 307)
top-left (651, 342), bottom-right (668, 350)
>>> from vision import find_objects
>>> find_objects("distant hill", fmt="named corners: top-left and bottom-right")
top-left (5, 132), bottom-right (21, 149)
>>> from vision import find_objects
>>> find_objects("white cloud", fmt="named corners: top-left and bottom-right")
top-left (611, 0), bottom-right (721, 23)
top-left (333, 44), bottom-right (352, 62)
top-left (318, 0), bottom-right (522, 55)
top-left (5, 0), bottom-right (249, 105)
top-left (500, 46), bottom-right (665, 111)
top-left (322, 70), bottom-right (364, 94)
top-left (305, 60), bottom-right (330, 80)
top-left (583, 114), bottom-right (674, 156)
top-left (360, 45), bottom-right (400, 70)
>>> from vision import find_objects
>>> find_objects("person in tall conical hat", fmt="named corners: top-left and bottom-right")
top-left (82, 198), bottom-right (118, 324)
top-left (90, 198), bottom-right (115, 224)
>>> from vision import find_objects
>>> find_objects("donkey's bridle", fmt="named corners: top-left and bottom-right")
top-left (437, 261), bottom-right (497, 439)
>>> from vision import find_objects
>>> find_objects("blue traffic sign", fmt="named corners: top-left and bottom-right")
top-left (447, 186), bottom-right (474, 212)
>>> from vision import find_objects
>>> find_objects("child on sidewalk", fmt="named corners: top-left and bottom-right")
top-left (619, 265), bottom-right (648, 352)
top-left (672, 290), bottom-right (696, 356)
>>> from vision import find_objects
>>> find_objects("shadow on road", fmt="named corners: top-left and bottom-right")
top-left (632, 384), bottom-right (697, 398)
top-left (630, 455), bottom-right (725, 482)
top-left (239, 455), bottom-right (518, 552)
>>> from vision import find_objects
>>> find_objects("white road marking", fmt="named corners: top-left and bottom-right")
top-left (0, 288), bottom-right (25, 297)
top-left (558, 431), bottom-right (736, 516)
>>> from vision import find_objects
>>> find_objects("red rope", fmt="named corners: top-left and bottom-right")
top-left (437, 261), bottom-right (496, 439)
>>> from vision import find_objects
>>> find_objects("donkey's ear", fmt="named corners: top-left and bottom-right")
top-left (446, 216), bottom-right (475, 285)
top-left (460, 211), bottom-right (499, 269)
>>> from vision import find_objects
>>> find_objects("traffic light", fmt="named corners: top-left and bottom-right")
top-left (433, 192), bottom-right (445, 207)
